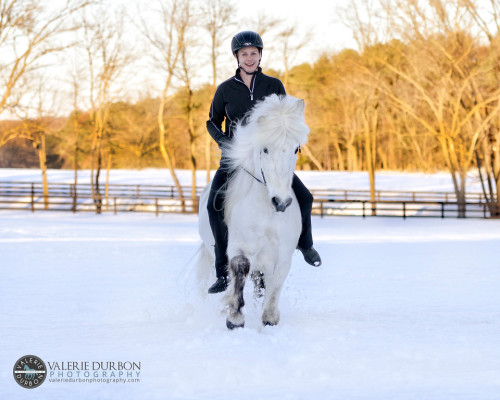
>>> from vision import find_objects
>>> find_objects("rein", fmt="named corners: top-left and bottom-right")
top-left (242, 167), bottom-right (267, 185)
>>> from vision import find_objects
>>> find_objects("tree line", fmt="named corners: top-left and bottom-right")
top-left (1, 0), bottom-right (499, 216)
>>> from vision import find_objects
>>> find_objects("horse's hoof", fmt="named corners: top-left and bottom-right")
top-left (263, 320), bottom-right (278, 327)
top-left (226, 319), bottom-right (245, 330)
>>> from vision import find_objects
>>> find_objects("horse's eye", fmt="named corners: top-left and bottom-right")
top-left (295, 146), bottom-right (299, 154)
top-left (263, 148), bottom-right (268, 154)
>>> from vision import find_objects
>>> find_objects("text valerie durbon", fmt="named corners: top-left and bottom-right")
top-left (47, 361), bottom-right (141, 383)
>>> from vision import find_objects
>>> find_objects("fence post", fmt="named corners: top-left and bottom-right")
top-left (362, 201), bottom-right (366, 218)
top-left (441, 202), bottom-right (445, 218)
top-left (113, 197), bottom-right (117, 215)
top-left (320, 201), bottom-right (324, 218)
top-left (72, 184), bottom-right (77, 213)
top-left (155, 198), bottom-right (159, 217)
top-left (403, 202), bottom-right (406, 219)
top-left (31, 183), bottom-right (35, 212)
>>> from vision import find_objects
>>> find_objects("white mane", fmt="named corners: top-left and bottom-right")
top-left (223, 94), bottom-right (310, 172)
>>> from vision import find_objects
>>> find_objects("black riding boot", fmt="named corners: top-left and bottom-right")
top-left (292, 174), bottom-right (322, 267)
top-left (208, 276), bottom-right (228, 294)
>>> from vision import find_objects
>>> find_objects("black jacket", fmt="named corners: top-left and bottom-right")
top-left (207, 67), bottom-right (286, 146)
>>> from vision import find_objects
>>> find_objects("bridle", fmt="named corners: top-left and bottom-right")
top-left (242, 166), bottom-right (267, 186)
top-left (241, 144), bottom-right (301, 186)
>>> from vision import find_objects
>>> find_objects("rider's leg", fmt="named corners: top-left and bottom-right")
top-left (207, 166), bottom-right (231, 293)
top-left (292, 174), bottom-right (322, 267)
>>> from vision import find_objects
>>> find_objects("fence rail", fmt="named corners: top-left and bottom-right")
top-left (313, 199), bottom-right (497, 219)
top-left (0, 181), bottom-right (205, 198)
top-left (0, 181), bottom-right (496, 218)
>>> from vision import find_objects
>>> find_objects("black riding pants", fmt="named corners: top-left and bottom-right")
top-left (207, 166), bottom-right (314, 278)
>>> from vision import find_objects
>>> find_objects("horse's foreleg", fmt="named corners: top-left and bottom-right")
top-left (226, 254), bottom-right (250, 329)
top-left (261, 258), bottom-right (292, 326)
top-left (251, 271), bottom-right (266, 299)
top-left (262, 288), bottom-right (282, 326)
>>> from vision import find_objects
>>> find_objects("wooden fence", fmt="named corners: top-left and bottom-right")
top-left (0, 181), bottom-right (496, 218)
top-left (313, 199), bottom-right (496, 218)
top-left (0, 181), bottom-right (202, 214)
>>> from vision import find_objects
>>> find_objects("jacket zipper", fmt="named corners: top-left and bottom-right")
top-left (235, 74), bottom-right (256, 101)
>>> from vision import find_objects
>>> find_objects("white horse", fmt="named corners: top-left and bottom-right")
top-left (197, 94), bottom-right (310, 329)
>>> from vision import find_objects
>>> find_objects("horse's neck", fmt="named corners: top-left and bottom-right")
top-left (228, 167), bottom-right (260, 201)
top-left (225, 166), bottom-right (266, 220)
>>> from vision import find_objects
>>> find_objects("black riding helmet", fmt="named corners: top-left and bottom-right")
top-left (231, 31), bottom-right (263, 55)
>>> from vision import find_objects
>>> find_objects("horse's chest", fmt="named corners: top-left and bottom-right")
top-left (229, 197), bottom-right (301, 245)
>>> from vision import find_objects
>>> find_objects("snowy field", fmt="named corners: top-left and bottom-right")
top-left (0, 168), bottom-right (486, 193)
top-left (1, 169), bottom-right (500, 399)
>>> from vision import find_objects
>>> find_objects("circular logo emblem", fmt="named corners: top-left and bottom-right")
top-left (13, 355), bottom-right (47, 389)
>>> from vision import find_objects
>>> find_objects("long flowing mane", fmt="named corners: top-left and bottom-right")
top-left (223, 94), bottom-right (310, 172)
top-left (222, 94), bottom-right (310, 220)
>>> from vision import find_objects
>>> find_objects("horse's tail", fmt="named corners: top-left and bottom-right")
top-left (195, 242), bottom-right (214, 288)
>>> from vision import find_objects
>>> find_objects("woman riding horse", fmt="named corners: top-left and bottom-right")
top-left (206, 30), bottom-right (321, 294)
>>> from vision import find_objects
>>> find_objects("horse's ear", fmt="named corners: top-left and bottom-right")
top-left (296, 99), bottom-right (305, 113)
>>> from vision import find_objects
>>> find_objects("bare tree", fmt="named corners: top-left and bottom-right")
top-left (14, 74), bottom-right (63, 209)
top-left (275, 25), bottom-right (312, 87)
top-left (360, 88), bottom-right (380, 214)
top-left (460, 0), bottom-right (500, 42)
top-left (252, 12), bottom-right (284, 38)
top-left (0, 0), bottom-right (94, 213)
top-left (138, 0), bottom-right (189, 211)
top-left (373, 0), bottom-right (500, 216)
top-left (337, 0), bottom-right (383, 51)
top-left (0, 0), bottom-right (92, 122)
top-left (107, 102), bottom-right (158, 169)
top-left (461, 0), bottom-right (500, 215)
top-left (64, 52), bottom-right (87, 202)
top-left (337, 0), bottom-right (385, 201)
top-left (175, 0), bottom-right (202, 210)
top-left (201, 0), bottom-right (235, 182)
top-left (71, 76), bottom-right (82, 205)
top-left (16, 119), bottom-right (50, 207)
top-left (81, 6), bottom-right (131, 213)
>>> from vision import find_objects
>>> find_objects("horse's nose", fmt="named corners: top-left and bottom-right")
top-left (272, 196), bottom-right (293, 212)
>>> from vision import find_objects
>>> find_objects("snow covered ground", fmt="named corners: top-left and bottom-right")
top-left (1, 170), bottom-right (499, 399)
top-left (0, 167), bottom-right (485, 193)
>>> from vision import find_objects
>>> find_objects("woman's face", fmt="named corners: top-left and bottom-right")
top-left (236, 46), bottom-right (260, 74)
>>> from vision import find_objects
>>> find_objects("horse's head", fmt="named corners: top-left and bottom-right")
top-left (227, 94), bottom-right (310, 212)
